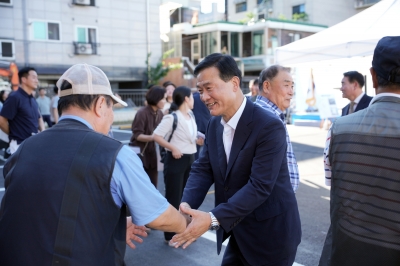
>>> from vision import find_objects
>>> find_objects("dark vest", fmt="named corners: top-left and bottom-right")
top-left (328, 96), bottom-right (400, 265)
top-left (0, 119), bottom-right (126, 266)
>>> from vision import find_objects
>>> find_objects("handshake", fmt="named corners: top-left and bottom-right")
top-left (126, 202), bottom-right (216, 250)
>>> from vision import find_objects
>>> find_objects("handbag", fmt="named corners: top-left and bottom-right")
top-left (160, 112), bottom-right (177, 163)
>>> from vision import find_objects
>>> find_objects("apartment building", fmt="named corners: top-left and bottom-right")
top-left (160, 0), bottom-right (381, 80)
top-left (229, 0), bottom-right (379, 27)
top-left (0, 0), bottom-right (161, 89)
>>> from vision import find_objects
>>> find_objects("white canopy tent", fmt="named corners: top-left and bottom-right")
top-left (275, 0), bottom-right (400, 66)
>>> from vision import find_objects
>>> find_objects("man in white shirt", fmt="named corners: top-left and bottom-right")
top-left (171, 53), bottom-right (301, 265)
top-left (340, 71), bottom-right (372, 116)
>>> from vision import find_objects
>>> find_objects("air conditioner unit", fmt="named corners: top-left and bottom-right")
top-left (76, 43), bottom-right (93, 55)
top-left (74, 0), bottom-right (91, 6)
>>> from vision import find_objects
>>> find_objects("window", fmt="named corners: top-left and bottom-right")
top-left (236, 2), bottom-right (247, 13)
top-left (74, 26), bottom-right (98, 55)
top-left (31, 21), bottom-right (60, 41)
top-left (0, 0), bottom-right (12, 5)
top-left (253, 31), bottom-right (264, 56)
top-left (76, 26), bottom-right (97, 44)
top-left (230, 32), bottom-right (239, 57)
top-left (292, 4), bottom-right (305, 15)
top-left (0, 40), bottom-right (14, 59)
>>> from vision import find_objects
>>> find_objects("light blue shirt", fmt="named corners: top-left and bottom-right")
top-left (59, 115), bottom-right (169, 225)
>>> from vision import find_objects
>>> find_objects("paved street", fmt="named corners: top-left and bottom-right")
top-left (0, 125), bottom-right (330, 266)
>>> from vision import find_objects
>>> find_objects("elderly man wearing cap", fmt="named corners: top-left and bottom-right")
top-left (0, 64), bottom-right (187, 265)
top-left (320, 36), bottom-right (400, 266)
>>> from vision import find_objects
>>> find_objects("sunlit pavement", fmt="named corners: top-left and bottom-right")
top-left (0, 125), bottom-right (330, 266)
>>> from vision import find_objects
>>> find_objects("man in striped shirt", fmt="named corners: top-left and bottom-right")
top-left (255, 65), bottom-right (299, 192)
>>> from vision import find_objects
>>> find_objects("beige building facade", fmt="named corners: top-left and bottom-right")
top-left (0, 0), bottom-right (161, 89)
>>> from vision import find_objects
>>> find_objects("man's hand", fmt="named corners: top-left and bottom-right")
top-left (196, 137), bottom-right (204, 146)
top-left (126, 216), bottom-right (148, 249)
top-left (171, 204), bottom-right (211, 249)
top-left (180, 202), bottom-right (192, 226)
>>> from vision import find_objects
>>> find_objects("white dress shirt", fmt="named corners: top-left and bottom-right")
top-left (351, 91), bottom-right (365, 111)
top-left (220, 97), bottom-right (247, 162)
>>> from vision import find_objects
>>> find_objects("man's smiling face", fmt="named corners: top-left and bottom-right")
top-left (196, 67), bottom-right (238, 120)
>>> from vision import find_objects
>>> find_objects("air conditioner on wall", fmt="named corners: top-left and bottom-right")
top-left (74, 0), bottom-right (91, 6)
top-left (76, 43), bottom-right (93, 55)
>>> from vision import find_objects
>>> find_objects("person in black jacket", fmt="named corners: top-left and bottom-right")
top-left (340, 71), bottom-right (373, 116)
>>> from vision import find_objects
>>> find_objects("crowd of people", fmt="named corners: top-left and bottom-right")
top-left (0, 35), bottom-right (399, 266)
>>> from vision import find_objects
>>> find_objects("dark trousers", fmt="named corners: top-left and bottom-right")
top-left (42, 115), bottom-right (52, 128)
top-left (163, 151), bottom-right (194, 240)
top-left (144, 166), bottom-right (158, 188)
top-left (222, 234), bottom-right (251, 266)
top-left (222, 234), bottom-right (297, 266)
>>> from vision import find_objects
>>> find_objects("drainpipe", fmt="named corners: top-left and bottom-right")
top-left (146, 0), bottom-right (151, 75)
top-left (22, 0), bottom-right (29, 66)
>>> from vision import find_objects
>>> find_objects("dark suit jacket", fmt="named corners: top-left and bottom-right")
top-left (341, 93), bottom-right (373, 116)
top-left (182, 98), bottom-right (301, 265)
top-left (192, 92), bottom-right (211, 134)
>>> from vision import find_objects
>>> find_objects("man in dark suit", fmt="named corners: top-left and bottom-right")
top-left (340, 71), bottom-right (373, 116)
top-left (192, 90), bottom-right (211, 159)
top-left (171, 53), bottom-right (301, 265)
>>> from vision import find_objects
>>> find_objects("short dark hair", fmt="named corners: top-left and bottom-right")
top-left (343, 71), bottom-right (365, 88)
top-left (57, 80), bottom-right (112, 115)
top-left (259, 65), bottom-right (288, 87)
top-left (162, 81), bottom-right (176, 89)
top-left (194, 53), bottom-right (242, 84)
top-left (18, 67), bottom-right (36, 83)
top-left (146, 86), bottom-right (166, 106)
top-left (38, 87), bottom-right (45, 92)
top-left (172, 86), bottom-right (191, 109)
top-left (253, 78), bottom-right (259, 86)
top-left (53, 86), bottom-right (59, 94)
top-left (377, 66), bottom-right (400, 89)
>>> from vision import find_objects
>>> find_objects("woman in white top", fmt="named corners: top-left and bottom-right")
top-left (154, 86), bottom-right (203, 244)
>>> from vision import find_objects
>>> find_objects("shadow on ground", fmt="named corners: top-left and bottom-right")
top-left (292, 142), bottom-right (324, 162)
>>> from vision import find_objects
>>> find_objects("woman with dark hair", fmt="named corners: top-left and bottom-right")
top-left (162, 81), bottom-right (176, 114)
top-left (130, 86), bottom-right (166, 187)
top-left (0, 90), bottom-right (9, 104)
top-left (153, 86), bottom-right (203, 245)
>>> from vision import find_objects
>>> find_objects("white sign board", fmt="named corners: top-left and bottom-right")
top-left (317, 94), bottom-right (339, 119)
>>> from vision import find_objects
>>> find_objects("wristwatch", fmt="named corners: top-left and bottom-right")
top-left (209, 212), bottom-right (220, 231)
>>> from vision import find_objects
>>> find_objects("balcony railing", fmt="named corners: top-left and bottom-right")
top-left (115, 89), bottom-right (148, 107)
top-left (73, 42), bottom-right (98, 55)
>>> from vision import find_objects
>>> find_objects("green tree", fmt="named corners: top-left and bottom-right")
top-left (292, 12), bottom-right (309, 22)
top-left (145, 48), bottom-right (182, 85)
top-left (239, 12), bottom-right (255, 24)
